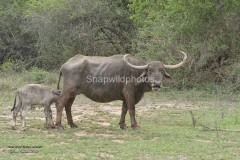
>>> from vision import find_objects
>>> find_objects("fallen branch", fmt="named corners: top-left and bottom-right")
top-left (200, 125), bottom-right (240, 132)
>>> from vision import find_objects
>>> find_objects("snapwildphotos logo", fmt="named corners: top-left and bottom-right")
top-left (86, 75), bottom-right (153, 84)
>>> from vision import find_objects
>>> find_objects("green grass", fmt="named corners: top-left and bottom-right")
top-left (1, 72), bottom-right (240, 159)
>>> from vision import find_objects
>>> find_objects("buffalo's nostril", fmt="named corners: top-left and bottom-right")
top-left (154, 81), bottom-right (161, 87)
top-left (154, 81), bottom-right (161, 85)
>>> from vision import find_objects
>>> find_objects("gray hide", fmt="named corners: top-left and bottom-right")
top-left (11, 84), bottom-right (61, 130)
top-left (55, 52), bottom-right (187, 129)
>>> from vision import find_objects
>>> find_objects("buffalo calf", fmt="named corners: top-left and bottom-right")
top-left (11, 84), bottom-right (61, 130)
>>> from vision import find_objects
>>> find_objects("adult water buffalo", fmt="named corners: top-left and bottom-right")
top-left (55, 51), bottom-right (187, 129)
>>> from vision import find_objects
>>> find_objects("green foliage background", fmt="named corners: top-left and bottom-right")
top-left (129, 0), bottom-right (240, 84)
top-left (0, 0), bottom-right (240, 89)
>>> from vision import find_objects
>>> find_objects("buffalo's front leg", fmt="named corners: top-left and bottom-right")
top-left (65, 96), bottom-right (77, 128)
top-left (123, 89), bottom-right (139, 129)
top-left (128, 104), bottom-right (138, 129)
top-left (119, 101), bottom-right (128, 129)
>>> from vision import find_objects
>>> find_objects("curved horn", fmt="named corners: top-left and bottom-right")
top-left (163, 51), bottom-right (187, 69)
top-left (123, 54), bottom-right (148, 70)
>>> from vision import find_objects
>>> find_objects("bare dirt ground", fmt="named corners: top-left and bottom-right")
top-left (1, 93), bottom-right (205, 130)
top-left (72, 94), bottom-right (202, 114)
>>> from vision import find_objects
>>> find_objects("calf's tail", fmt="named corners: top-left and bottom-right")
top-left (11, 92), bottom-right (17, 112)
top-left (57, 70), bottom-right (62, 90)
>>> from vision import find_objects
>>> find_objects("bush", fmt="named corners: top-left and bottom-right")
top-left (0, 61), bottom-right (14, 72)
top-left (0, 60), bottom-right (26, 73)
top-left (25, 67), bottom-right (58, 85)
top-left (129, 0), bottom-right (240, 87)
top-left (0, 82), bottom-right (11, 92)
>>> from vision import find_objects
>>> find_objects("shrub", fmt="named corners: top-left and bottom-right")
top-left (0, 61), bottom-right (14, 72)
top-left (0, 60), bottom-right (25, 73)
top-left (25, 67), bottom-right (57, 85)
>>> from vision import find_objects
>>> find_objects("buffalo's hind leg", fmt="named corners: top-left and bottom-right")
top-left (119, 101), bottom-right (128, 129)
top-left (65, 96), bottom-right (77, 128)
top-left (55, 93), bottom-right (70, 129)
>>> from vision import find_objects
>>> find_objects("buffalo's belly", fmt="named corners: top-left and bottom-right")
top-left (79, 84), bottom-right (124, 103)
top-left (84, 94), bottom-right (121, 103)
top-left (82, 90), bottom-right (123, 103)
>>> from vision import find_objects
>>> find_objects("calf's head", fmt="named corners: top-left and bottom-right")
top-left (123, 51), bottom-right (187, 91)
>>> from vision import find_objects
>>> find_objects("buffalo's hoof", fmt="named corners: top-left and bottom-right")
top-left (131, 125), bottom-right (140, 130)
top-left (57, 126), bottom-right (64, 130)
top-left (12, 126), bottom-right (17, 130)
top-left (55, 124), bottom-right (64, 130)
top-left (55, 122), bottom-right (64, 130)
top-left (69, 123), bottom-right (78, 128)
top-left (120, 124), bottom-right (128, 130)
top-left (21, 127), bottom-right (28, 131)
top-left (46, 124), bottom-right (55, 129)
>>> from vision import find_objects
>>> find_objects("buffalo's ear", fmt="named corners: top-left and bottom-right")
top-left (52, 89), bottom-right (61, 95)
top-left (139, 70), bottom-right (147, 79)
top-left (135, 70), bottom-right (147, 86)
top-left (163, 70), bottom-right (176, 84)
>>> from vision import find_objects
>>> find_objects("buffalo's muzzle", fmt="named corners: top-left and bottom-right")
top-left (151, 83), bottom-right (162, 91)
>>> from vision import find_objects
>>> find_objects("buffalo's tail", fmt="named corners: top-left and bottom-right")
top-left (57, 69), bottom-right (62, 89)
top-left (11, 92), bottom-right (17, 112)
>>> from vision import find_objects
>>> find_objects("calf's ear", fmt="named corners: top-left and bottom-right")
top-left (52, 89), bottom-right (61, 95)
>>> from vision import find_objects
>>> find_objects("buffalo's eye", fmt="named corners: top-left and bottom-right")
top-left (158, 68), bottom-right (163, 72)
top-left (148, 68), bottom-right (153, 73)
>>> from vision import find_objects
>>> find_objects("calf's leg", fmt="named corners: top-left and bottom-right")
top-left (21, 105), bottom-right (29, 130)
top-left (12, 104), bottom-right (21, 130)
top-left (44, 104), bottom-right (54, 128)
